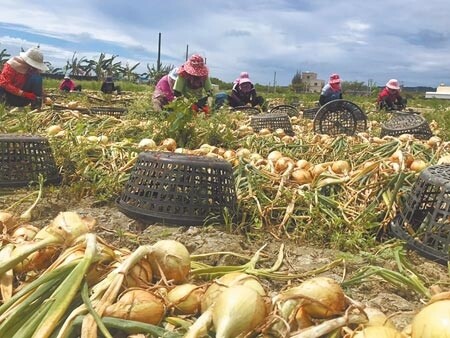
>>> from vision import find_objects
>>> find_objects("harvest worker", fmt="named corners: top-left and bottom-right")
top-left (152, 67), bottom-right (178, 112)
top-left (173, 54), bottom-right (212, 113)
top-left (0, 46), bottom-right (48, 109)
top-left (101, 76), bottom-right (121, 94)
top-left (377, 79), bottom-right (406, 110)
top-left (228, 76), bottom-right (264, 108)
top-left (233, 71), bottom-right (250, 85)
top-left (319, 73), bottom-right (343, 106)
top-left (59, 75), bottom-right (82, 92)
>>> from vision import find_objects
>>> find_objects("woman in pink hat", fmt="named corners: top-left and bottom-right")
top-left (319, 73), bottom-right (343, 106)
top-left (228, 76), bottom-right (264, 108)
top-left (173, 54), bottom-right (213, 113)
top-left (377, 79), bottom-right (406, 110)
top-left (152, 67), bottom-right (179, 112)
top-left (0, 46), bottom-right (48, 109)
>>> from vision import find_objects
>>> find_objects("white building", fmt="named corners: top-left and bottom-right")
top-left (425, 84), bottom-right (450, 99)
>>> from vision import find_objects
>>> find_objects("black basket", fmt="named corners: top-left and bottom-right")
top-left (0, 134), bottom-right (61, 187)
top-left (116, 152), bottom-right (237, 226)
top-left (389, 164), bottom-right (450, 265)
top-left (89, 106), bottom-right (127, 117)
top-left (231, 106), bottom-right (261, 115)
top-left (313, 100), bottom-right (367, 136)
top-left (302, 107), bottom-right (319, 119)
top-left (380, 113), bottom-right (432, 139)
top-left (269, 104), bottom-right (298, 117)
top-left (250, 112), bottom-right (294, 136)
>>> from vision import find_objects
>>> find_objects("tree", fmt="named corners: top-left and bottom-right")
top-left (291, 70), bottom-right (306, 93)
top-left (0, 48), bottom-right (10, 68)
top-left (141, 63), bottom-right (174, 85)
top-left (65, 52), bottom-right (88, 76)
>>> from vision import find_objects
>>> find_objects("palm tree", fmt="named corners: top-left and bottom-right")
top-left (0, 48), bottom-right (11, 67)
top-left (122, 62), bottom-right (140, 82)
top-left (65, 52), bottom-right (87, 76)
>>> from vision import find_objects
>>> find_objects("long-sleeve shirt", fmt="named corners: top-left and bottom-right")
top-left (153, 75), bottom-right (175, 101)
top-left (319, 83), bottom-right (342, 105)
top-left (173, 75), bottom-right (212, 99)
top-left (377, 87), bottom-right (403, 108)
top-left (59, 79), bottom-right (77, 91)
top-left (0, 57), bottom-right (32, 96)
top-left (229, 83), bottom-right (259, 107)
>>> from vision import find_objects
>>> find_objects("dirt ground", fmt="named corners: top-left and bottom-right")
top-left (2, 192), bottom-right (449, 332)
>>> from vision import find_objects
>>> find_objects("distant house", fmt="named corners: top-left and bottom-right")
top-left (425, 84), bottom-right (450, 99)
top-left (301, 72), bottom-right (325, 93)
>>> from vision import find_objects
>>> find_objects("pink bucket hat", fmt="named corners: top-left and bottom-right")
top-left (183, 54), bottom-right (209, 77)
top-left (386, 79), bottom-right (400, 90)
top-left (329, 73), bottom-right (341, 84)
top-left (239, 77), bottom-right (252, 85)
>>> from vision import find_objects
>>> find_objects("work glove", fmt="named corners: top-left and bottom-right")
top-left (202, 105), bottom-right (210, 115)
top-left (191, 103), bottom-right (199, 112)
top-left (22, 92), bottom-right (37, 101)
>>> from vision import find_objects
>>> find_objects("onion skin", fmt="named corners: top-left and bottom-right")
top-left (212, 285), bottom-right (267, 338)
top-left (411, 299), bottom-right (450, 338)
top-left (167, 283), bottom-right (204, 315)
top-left (352, 325), bottom-right (405, 338)
top-left (149, 240), bottom-right (191, 284)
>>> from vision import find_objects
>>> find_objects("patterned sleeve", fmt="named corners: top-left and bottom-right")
top-left (0, 64), bottom-right (22, 96)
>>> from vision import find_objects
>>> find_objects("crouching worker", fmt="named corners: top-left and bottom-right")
top-left (228, 77), bottom-right (264, 108)
top-left (152, 68), bottom-right (178, 112)
top-left (59, 75), bottom-right (82, 92)
top-left (101, 76), bottom-right (121, 94)
top-left (173, 54), bottom-right (213, 114)
top-left (0, 47), bottom-right (48, 109)
top-left (377, 79), bottom-right (407, 111)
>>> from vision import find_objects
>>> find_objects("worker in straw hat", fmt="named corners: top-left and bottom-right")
top-left (0, 46), bottom-right (48, 109)
top-left (319, 73), bottom-right (343, 106)
top-left (377, 79), bottom-right (407, 111)
top-left (173, 54), bottom-right (213, 113)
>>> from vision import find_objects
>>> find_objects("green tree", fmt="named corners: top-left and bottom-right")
top-left (291, 70), bottom-right (306, 93)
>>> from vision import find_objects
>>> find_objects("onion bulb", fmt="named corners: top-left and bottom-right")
top-left (427, 136), bottom-right (442, 148)
top-left (274, 128), bottom-right (286, 138)
top-left (201, 272), bottom-right (266, 313)
top-left (236, 148), bottom-right (251, 159)
top-left (331, 160), bottom-right (350, 175)
top-left (275, 156), bottom-right (294, 173)
top-left (296, 159), bottom-right (312, 170)
top-left (353, 326), bottom-right (404, 338)
top-left (363, 307), bottom-right (396, 328)
top-left (148, 240), bottom-right (190, 284)
top-left (411, 299), bottom-right (450, 338)
top-left (0, 211), bottom-right (17, 232)
top-left (259, 128), bottom-right (271, 136)
top-left (267, 150), bottom-right (283, 163)
top-left (167, 283), bottom-right (204, 315)
top-left (409, 159), bottom-right (428, 173)
top-left (104, 289), bottom-right (165, 325)
top-left (12, 224), bottom-right (39, 242)
top-left (291, 169), bottom-right (313, 184)
top-left (212, 285), bottom-right (267, 338)
top-left (162, 138), bottom-right (177, 151)
top-left (310, 163), bottom-right (327, 178)
top-left (46, 125), bottom-right (63, 136)
top-left (222, 150), bottom-right (236, 160)
top-left (276, 277), bottom-right (346, 319)
top-left (438, 155), bottom-right (450, 165)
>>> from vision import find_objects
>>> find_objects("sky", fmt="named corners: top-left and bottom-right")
top-left (0, 0), bottom-right (449, 87)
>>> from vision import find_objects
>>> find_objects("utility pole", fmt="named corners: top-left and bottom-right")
top-left (273, 71), bottom-right (277, 93)
top-left (185, 45), bottom-right (189, 61)
top-left (156, 32), bottom-right (161, 72)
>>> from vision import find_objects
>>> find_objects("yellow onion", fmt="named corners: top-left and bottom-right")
top-left (363, 307), bottom-right (396, 328)
top-left (276, 276), bottom-right (346, 319)
top-left (409, 159), bottom-right (428, 173)
top-left (12, 224), bottom-right (39, 242)
top-left (291, 169), bottom-right (313, 184)
top-left (398, 134), bottom-right (413, 142)
top-left (104, 289), bottom-right (165, 325)
top-left (411, 299), bottom-right (450, 338)
top-left (274, 128), bottom-right (286, 138)
top-left (331, 160), bottom-right (350, 175)
top-left (167, 283), bottom-right (204, 315)
top-left (249, 153), bottom-right (263, 162)
top-left (123, 257), bottom-right (153, 288)
top-left (12, 244), bottom-right (59, 273)
top-left (236, 148), bottom-right (251, 159)
top-left (148, 240), bottom-right (190, 284)
top-left (201, 272), bottom-right (266, 313)
top-left (162, 138), bottom-right (177, 151)
top-left (46, 125), bottom-right (63, 136)
top-left (259, 128), bottom-right (272, 136)
top-left (296, 159), bottom-right (312, 170)
top-left (310, 163), bottom-right (327, 178)
top-left (281, 135), bottom-right (295, 144)
top-left (67, 101), bottom-right (79, 109)
top-left (267, 150), bottom-right (283, 163)
top-left (353, 326), bottom-right (404, 338)
top-left (212, 285), bottom-right (267, 338)
top-left (0, 211), bottom-right (17, 232)
top-left (275, 156), bottom-right (294, 173)
top-left (44, 97), bottom-right (53, 105)
top-left (389, 150), bottom-right (403, 164)
top-left (222, 150), bottom-right (236, 160)
top-left (86, 136), bottom-right (99, 143)
top-left (438, 155), bottom-right (450, 164)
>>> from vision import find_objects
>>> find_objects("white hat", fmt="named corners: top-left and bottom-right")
top-left (20, 47), bottom-right (49, 71)
top-left (168, 67), bottom-right (179, 81)
top-left (386, 79), bottom-right (400, 90)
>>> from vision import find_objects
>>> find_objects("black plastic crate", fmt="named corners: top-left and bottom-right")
top-left (231, 106), bottom-right (261, 115)
top-left (116, 151), bottom-right (237, 226)
top-left (0, 134), bottom-right (61, 187)
top-left (380, 113), bottom-right (432, 139)
top-left (250, 112), bottom-right (294, 136)
top-left (269, 104), bottom-right (298, 117)
top-left (89, 106), bottom-right (127, 118)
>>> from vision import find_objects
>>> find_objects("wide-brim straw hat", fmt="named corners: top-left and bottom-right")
top-left (20, 47), bottom-right (48, 71)
top-left (183, 54), bottom-right (209, 77)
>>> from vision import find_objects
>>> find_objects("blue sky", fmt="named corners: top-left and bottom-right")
top-left (1, 0), bottom-right (449, 87)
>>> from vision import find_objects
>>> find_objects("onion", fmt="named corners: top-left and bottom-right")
top-left (310, 163), bottom-right (327, 178)
top-left (123, 257), bottom-right (153, 288)
top-left (281, 135), bottom-right (294, 144)
top-left (47, 125), bottom-right (63, 136)
top-left (104, 289), bottom-right (165, 325)
top-left (12, 224), bottom-right (39, 242)
top-left (267, 150), bottom-right (283, 163)
top-left (353, 326), bottom-right (404, 337)
top-left (274, 128), bottom-right (286, 138)
top-left (212, 285), bottom-right (267, 338)
top-left (201, 272), bottom-right (266, 313)
top-left (167, 283), bottom-right (204, 315)
top-left (236, 148), bottom-right (251, 159)
top-left (148, 240), bottom-right (190, 284)
top-left (222, 150), bottom-right (236, 160)
top-left (276, 276), bottom-right (346, 319)
top-left (86, 135), bottom-right (99, 143)
top-left (97, 135), bottom-right (109, 144)
top-left (259, 128), bottom-right (272, 136)
top-left (389, 150), bottom-right (403, 164)
top-left (411, 299), bottom-right (450, 338)
top-left (438, 155), bottom-right (450, 164)
top-left (331, 160), bottom-right (350, 175)
top-left (409, 159), bottom-right (428, 173)
top-left (162, 138), bottom-right (177, 151)
top-left (67, 101), bottom-right (79, 109)
top-left (291, 169), bottom-right (313, 184)
top-left (398, 134), bottom-right (413, 142)
top-left (296, 159), bottom-right (312, 170)
top-left (275, 156), bottom-right (294, 173)
top-left (0, 211), bottom-right (17, 232)
top-left (364, 307), bottom-right (396, 328)
top-left (138, 138), bottom-right (156, 150)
